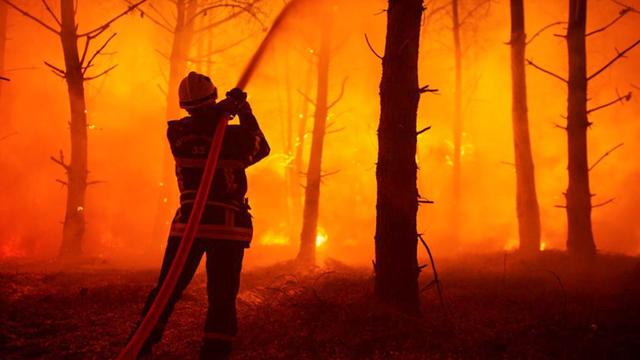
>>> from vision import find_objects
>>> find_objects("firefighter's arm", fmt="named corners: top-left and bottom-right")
top-left (238, 103), bottom-right (270, 165)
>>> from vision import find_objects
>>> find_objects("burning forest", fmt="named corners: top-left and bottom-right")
top-left (1, 0), bottom-right (640, 359)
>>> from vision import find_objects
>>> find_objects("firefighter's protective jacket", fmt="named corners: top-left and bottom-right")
top-left (167, 105), bottom-right (269, 247)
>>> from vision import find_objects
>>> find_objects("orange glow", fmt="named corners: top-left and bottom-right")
top-left (0, 0), bottom-right (638, 267)
top-left (315, 227), bottom-right (328, 248)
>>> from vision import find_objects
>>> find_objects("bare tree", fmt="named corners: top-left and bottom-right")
top-left (375, 0), bottom-right (424, 314)
top-left (509, 0), bottom-right (541, 254)
top-left (297, 20), bottom-right (343, 266)
top-left (433, 0), bottom-right (491, 242)
top-left (528, 0), bottom-right (638, 257)
top-left (1, 0), bottom-right (148, 257)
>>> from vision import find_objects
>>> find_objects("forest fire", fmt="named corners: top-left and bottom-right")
top-left (1, 0), bottom-right (640, 358)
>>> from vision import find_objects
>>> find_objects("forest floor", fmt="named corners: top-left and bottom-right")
top-left (1, 251), bottom-right (639, 359)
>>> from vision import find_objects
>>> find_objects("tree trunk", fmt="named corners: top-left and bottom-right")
top-left (374, 0), bottom-right (422, 314)
top-left (297, 23), bottom-right (331, 266)
top-left (451, 0), bottom-right (462, 242)
top-left (293, 56), bottom-right (314, 190)
top-left (59, 0), bottom-right (88, 257)
top-left (510, 0), bottom-right (541, 254)
top-left (566, 0), bottom-right (595, 257)
top-left (0, 1), bottom-right (7, 99)
top-left (152, 0), bottom-right (198, 243)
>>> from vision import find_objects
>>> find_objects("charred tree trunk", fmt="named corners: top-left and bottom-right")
top-left (566, 0), bottom-right (595, 257)
top-left (510, 0), bottom-right (541, 254)
top-left (374, 0), bottom-right (422, 314)
top-left (451, 0), bottom-right (462, 241)
top-left (152, 0), bottom-right (197, 243)
top-left (59, 0), bottom-right (88, 257)
top-left (297, 23), bottom-right (331, 266)
top-left (0, 2), bottom-right (7, 99)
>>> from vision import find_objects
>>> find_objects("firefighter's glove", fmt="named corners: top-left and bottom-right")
top-left (226, 88), bottom-right (252, 116)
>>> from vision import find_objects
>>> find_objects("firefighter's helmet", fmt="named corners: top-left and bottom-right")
top-left (178, 71), bottom-right (218, 110)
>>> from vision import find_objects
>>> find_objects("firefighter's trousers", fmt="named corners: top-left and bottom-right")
top-left (140, 236), bottom-right (245, 357)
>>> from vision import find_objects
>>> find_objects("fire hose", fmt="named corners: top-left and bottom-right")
top-left (117, 1), bottom-right (301, 358)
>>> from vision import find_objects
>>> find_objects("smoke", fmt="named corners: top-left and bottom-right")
top-left (0, 0), bottom-right (639, 266)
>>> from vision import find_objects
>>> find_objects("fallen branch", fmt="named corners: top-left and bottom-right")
top-left (589, 142), bottom-right (624, 171)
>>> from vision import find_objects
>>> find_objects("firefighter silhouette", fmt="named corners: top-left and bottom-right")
top-left (137, 72), bottom-right (269, 359)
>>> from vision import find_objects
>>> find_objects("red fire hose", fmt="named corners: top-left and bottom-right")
top-left (117, 2), bottom-right (301, 358)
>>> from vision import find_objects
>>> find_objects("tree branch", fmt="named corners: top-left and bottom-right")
top-left (417, 126), bottom-right (431, 136)
top-left (589, 142), bottom-right (624, 171)
top-left (297, 89), bottom-right (316, 107)
top-left (364, 33), bottom-right (383, 60)
top-left (44, 61), bottom-right (66, 77)
top-left (526, 21), bottom-right (566, 46)
top-left (587, 91), bottom-right (632, 114)
top-left (127, 1), bottom-right (173, 33)
top-left (84, 64), bottom-right (118, 81)
top-left (459, 0), bottom-right (492, 28)
top-left (592, 198), bottom-right (615, 208)
top-left (87, 180), bottom-right (106, 186)
top-left (526, 59), bottom-right (568, 83)
top-left (327, 77), bottom-right (348, 110)
top-left (78, 0), bottom-right (148, 38)
top-left (188, 2), bottom-right (265, 30)
top-left (41, 0), bottom-right (61, 26)
top-left (588, 39), bottom-right (640, 81)
top-left (586, 6), bottom-right (631, 37)
top-left (419, 84), bottom-right (439, 94)
top-left (1, 0), bottom-right (60, 34)
top-left (50, 150), bottom-right (70, 171)
top-left (82, 33), bottom-right (118, 74)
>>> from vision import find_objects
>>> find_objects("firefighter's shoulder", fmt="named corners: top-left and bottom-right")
top-left (167, 117), bottom-right (193, 140)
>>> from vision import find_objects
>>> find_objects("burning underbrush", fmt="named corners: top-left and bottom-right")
top-left (1, 253), bottom-right (639, 359)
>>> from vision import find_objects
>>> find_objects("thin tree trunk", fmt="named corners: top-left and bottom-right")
top-left (451, 0), bottom-right (462, 242)
top-left (566, 0), bottom-right (595, 256)
top-left (374, 0), bottom-right (422, 314)
top-left (293, 56), bottom-right (314, 188)
top-left (152, 0), bottom-right (197, 243)
top-left (0, 2), bottom-right (7, 99)
top-left (284, 53), bottom-right (296, 241)
top-left (297, 23), bottom-right (331, 266)
top-left (510, 0), bottom-right (541, 254)
top-left (59, 0), bottom-right (88, 257)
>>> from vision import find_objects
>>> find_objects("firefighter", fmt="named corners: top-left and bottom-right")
top-left (137, 72), bottom-right (269, 359)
